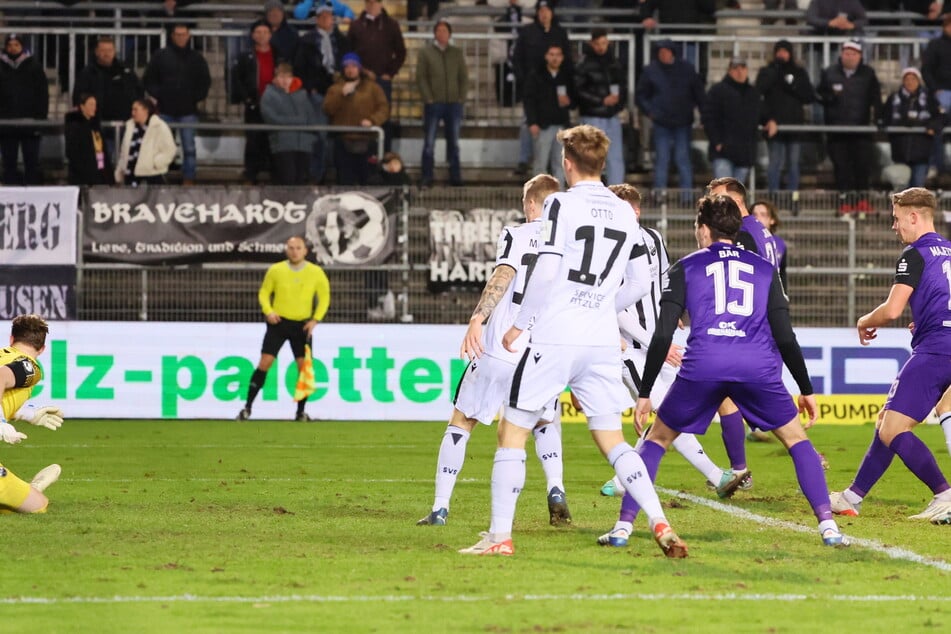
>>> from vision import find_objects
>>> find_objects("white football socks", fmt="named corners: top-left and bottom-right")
top-left (533, 421), bottom-right (564, 493)
top-left (607, 442), bottom-right (666, 525)
top-left (671, 433), bottom-right (725, 486)
top-left (842, 488), bottom-right (864, 505)
top-left (940, 412), bottom-right (951, 458)
top-left (433, 425), bottom-right (470, 511)
top-left (488, 447), bottom-right (526, 539)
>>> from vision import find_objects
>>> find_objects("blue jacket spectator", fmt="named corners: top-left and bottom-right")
top-left (293, 0), bottom-right (355, 21)
top-left (635, 39), bottom-right (704, 129)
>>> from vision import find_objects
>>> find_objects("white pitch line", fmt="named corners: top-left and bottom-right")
top-left (2, 593), bottom-right (951, 606)
top-left (656, 486), bottom-right (951, 572)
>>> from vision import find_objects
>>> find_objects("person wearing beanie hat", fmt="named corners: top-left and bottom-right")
top-left (635, 36), bottom-right (704, 194)
top-left (882, 66), bottom-right (943, 188)
top-left (230, 19), bottom-right (276, 184)
top-left (292, 0), bottom-right (355, 23)
top-left (0, 32), bottom-right (47, 184)
top-left (417, 18), bottom-right (468, 187)
top-left (293, 0), bottom-right (350, 183)
top-left (755, 39), bottom-right (816, 208)
top-left (264, 0), bottom-right (299, 63)
top-left (323, 46), bottom-right (389, 185)
top-left (922, 13), bottom-right (951, 175)
top-left (817, 36), bottom-right (882, 215)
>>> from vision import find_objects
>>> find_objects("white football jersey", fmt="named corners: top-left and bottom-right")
top-left (530, 181), bottom-right (644, 347)
top-left (619, 225), bottom-right (669, 345)
top-left (483, 219), bottom-right (542, 363)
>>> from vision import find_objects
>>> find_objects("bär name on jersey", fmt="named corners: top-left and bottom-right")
top-left (718, 248), bottom-right (742, 259)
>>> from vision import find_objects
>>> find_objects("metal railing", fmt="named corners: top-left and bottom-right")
top-left (75, 186), bottom-right (930, 327)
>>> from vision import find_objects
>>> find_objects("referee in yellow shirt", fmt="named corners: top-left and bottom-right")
top-left (238, 236), bottom-right (331, 421)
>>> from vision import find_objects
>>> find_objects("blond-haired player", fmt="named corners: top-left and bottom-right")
top-left (418, 174), bottom-right (572, 527)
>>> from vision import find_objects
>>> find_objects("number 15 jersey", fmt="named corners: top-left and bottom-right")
top-left (667, 242), bottom-right (786, 382)
top-left (529, 181), bottom-right (644, 348)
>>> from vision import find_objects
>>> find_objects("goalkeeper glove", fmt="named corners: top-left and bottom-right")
top-left (14, 403), bottom-right (64, 431)
top-left (0, 420), bottom-right (27, 445)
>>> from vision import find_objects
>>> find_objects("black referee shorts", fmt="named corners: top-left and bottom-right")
top-left (261, 318), bottom-right (310, 359)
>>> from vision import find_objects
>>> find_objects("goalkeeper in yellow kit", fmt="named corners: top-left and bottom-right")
top-left (0, 314), bottom-right (65, 513)
top-left (237, 236), bottom-right (331, 421)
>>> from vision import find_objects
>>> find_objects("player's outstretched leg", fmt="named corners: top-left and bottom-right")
top-left (831, 429), bottom-right (895, 516)
top-left (884, 431), bottom-right (951, 519)
top-left (784, 436), bottom-right (848, 547)
top-left (670, 433), bottom-right (730, 490)
top-left (419, 423), bottom-right (472, 526)
top-left (719, 405), bottom-right (750, 487)
top-left (606, 438), bottom-right (687, 558)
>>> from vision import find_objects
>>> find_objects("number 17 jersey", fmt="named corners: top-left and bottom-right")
top-left (530, 181), bottom-right (644, 348)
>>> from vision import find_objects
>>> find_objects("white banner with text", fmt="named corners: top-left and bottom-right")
top-left (22, 323), bottom-right (919, 421)
top-left (0, 186), bottom-right (79, 265)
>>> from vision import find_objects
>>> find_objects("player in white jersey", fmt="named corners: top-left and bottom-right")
top-left (460, 125), bottom-right (688, 558)
top-left (417, 175), bottom-right (572, 527)
top-left (595, 184), bottom-right (734, 547)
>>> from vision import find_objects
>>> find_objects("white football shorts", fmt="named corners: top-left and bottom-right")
top-left (621, 345), bottom-right (678, 407)
top-left (506, 343), bottom-right (632, 430)
top-left (453, 354), bottom-right (556, 426)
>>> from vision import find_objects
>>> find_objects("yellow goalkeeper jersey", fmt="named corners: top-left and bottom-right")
top-left (0, 346), bottom-right (42, 419)
top-left (258, 261), bottom-right (331, 322)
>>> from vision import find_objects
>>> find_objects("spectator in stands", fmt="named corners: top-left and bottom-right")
top-left (231, 19), bottom-right (276, 185)
top-left (512, 0), bottom-right (571, 175)
top-left (143, 23), bottom-right (211, 185)
top-left (115, 99), bottom-right (177, 186)
top-left (417, 19), bottom-right (468, 188)
top-left (265, 0), bottom-right (300, 63)
top-left (261, 63), bottom-right (318, 185)
top-left (295, 1), bottom-right (350, 184)
top-left (408, 0), bottom-right (440, 29)
top-left (816, 40), bottom-right (882, 215)
top-left (293, 0), bottom-right (355, 23)
top-left (370, 150), bottom-right (410, 186)
top-left (347, 0), bottom-right (406, 151)
top-left (64, 94), bottom-right (114, 186)
top-left (756, 39), bottom-right (816, 208)
top-left (0, 34), bottom-right (48, 185)
top-left (883, 68), bottom-right (943, 188)
top-left (639, 0), bottom-right (716, 78)
top-left (636, 39), bottom-right (705, 194)
top-left (323, 52), bottom-right (389, 185)
top-left (922, 14), bottom-right (951, 174)
top-left (805, 0), bottom-right (867, 35)
top-left (73, 37), bottom-right (143, 163)
top-left (524, 44), bottom-right (574, 185)
top-left (701, 57), bottom-right (762, 184)
top-left (575, 28), bottom-right (626, 185)
top-left (493, 0), bottom-right (525, 111)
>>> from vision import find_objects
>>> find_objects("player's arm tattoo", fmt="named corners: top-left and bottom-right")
top-left (470, 265), bottom-right (516, 322)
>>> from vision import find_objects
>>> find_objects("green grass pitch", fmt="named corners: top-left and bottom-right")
top-left (2, 420), bottom-right (950, 633)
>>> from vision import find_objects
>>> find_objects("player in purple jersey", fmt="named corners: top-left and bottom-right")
top-left (706, 177), bottom-right (782, 486)
top-left (830, 187), bottom-right (951, 525)
top-left (633, 194), bottom-right (847, 547)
